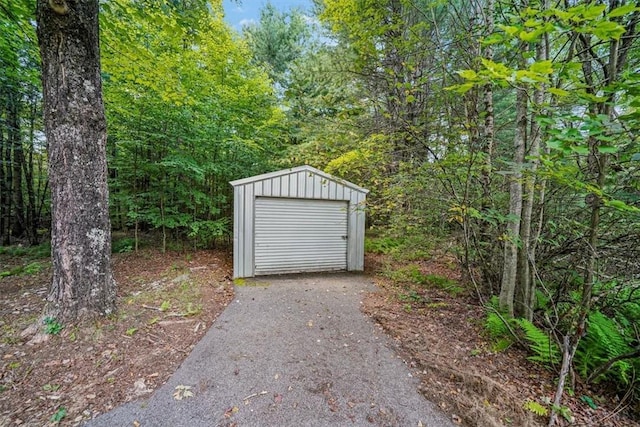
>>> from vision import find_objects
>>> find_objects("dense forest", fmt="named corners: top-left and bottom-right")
top-left (1, 0), bottom-right (640, 423)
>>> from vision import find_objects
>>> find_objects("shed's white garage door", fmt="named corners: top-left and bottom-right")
top-left (254, 197), bottom-right (348, 275)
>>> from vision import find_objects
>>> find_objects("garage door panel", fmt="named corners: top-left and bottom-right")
top-left (254, 197), bottom-right (348, 275)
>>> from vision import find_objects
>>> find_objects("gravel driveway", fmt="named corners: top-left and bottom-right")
top-left (85, 274), bottom-right (454, 426)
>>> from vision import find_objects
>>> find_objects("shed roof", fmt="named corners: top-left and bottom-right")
top-left (229, 165), bottom-right (369, 194)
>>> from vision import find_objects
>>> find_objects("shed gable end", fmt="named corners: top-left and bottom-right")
top-left (231, 165), bottom-right (367, 278)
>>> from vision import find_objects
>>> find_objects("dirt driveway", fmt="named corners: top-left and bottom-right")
top-left (84, 274), bottom-right (454, 427)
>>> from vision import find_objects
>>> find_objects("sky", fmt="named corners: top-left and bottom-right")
top-left (222, 0), bottom-right (314, 31)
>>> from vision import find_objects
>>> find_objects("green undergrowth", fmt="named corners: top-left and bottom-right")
top-left (365, 234), bottom-right (434, 261)
top-left (0, 242), bottom-right (51, 278)
top-left (383, 263), bottom-right (464, 296)
top-left (0, 242), bottom-right (50, 259)
top-left (0, 260), bottom-right (49, 278)
top-left (112, 236), bottom-right (136, 253)
top-left (484, 294), bottom-right (640, 409)
top-left (366, 234), bottom-right (464, 313)
top-left (485, 297), bottom-right (561, 366)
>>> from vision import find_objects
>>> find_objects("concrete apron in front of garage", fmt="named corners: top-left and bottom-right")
top-left (85, 274), bottom-right (455, 427)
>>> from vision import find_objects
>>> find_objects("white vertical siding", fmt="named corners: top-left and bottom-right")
top-left (233, 184), bottom-right (242, 277)
top-left (231, 166), bottom-right (368, 278)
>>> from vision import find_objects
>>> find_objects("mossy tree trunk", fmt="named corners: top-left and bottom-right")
top-left (36, 0), bottom-right (116, 320)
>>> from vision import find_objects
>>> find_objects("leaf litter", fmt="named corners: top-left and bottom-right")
top-left (0, 249), bottom-right (234, 426)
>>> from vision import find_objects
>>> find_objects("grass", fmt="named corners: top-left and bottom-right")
top-left (383, 263), bottom-right (464, 295)
top-left (369, 233), bottom-right (465, 303)
top-left (365, 236), bottom-right (403, 254)
top-left (398, 290), bottom-right (425, 303)
top-left (382, 264), bottom-right (465, 302)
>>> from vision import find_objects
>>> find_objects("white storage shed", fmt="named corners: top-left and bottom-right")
top-left (230, 165), bottom-right (368, 278)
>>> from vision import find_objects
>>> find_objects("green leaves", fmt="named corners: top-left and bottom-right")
top-left (609, 4), bottom-right (640, 18)
top-left (451, 59), bottom-right (554, 91)
top-left (43, 317), bottom-right (63, 335)
top-left (50, 407), bottom-right (67, 424)
top-left (592, 20), bottom-right (626, 40)
top-left (102, 0), bottom-right (283, 248)
top-left (529, 60), bottom-right (553, 75)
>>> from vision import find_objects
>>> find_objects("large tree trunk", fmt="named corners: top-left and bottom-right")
top-left (36, 0), bottom-right (116, 319)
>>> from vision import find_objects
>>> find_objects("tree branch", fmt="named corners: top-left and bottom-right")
top-left (587, 346), bottom-right (640, 383)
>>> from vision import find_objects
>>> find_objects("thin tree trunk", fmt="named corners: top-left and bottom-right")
top-left (0, 99), bottom-right (7, 245)
top-left (133, 134), bottom-right (139, 252)
top-left (3, 95), bottom-right (13, 245)
top-left (480, 0), bottom-right (494, 211)
top-left (476, 0), bottom-right (497, 294)
top-left (36, 0), bottom-right (116, 319)
top-left (516, 33), bottom-right (547, 320)
top-left (9, 92), bottom-right (26, 240)
top-left (161, 193), bottom-right (166, 254)
top-left (499, 44), bottom-right (528, 316)
top-left (549, 335), bottom-right (575, 427)
top-left (549, 15), bottom-right (639, 422)
top-left (25, 95), bottom-right (39, 245)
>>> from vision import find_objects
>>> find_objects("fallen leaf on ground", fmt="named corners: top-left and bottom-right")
top-left (224, 406), bottom-right (239, 418)
top-left (173, 385), bottom-right (194, 400)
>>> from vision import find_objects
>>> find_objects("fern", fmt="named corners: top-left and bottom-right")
top-left (514, 319), bottom-right (561, 366)
top-left (575, 311), bottom-right (633, 384)
top-left (523, 399), bottom-right (549, 417)
top-left (485, 311), bottom-right (510, 339)
top-left (590, 311), bottom-right (629, 358)
top-left (483, 297), bottom-right (516, 350)
top-left (493, 337), bottom-right (513, 352)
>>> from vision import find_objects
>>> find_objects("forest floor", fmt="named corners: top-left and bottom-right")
top-left (0, 245), bottom-right (638, 426)
top-left (363, 251), bottom-right (639, 427)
